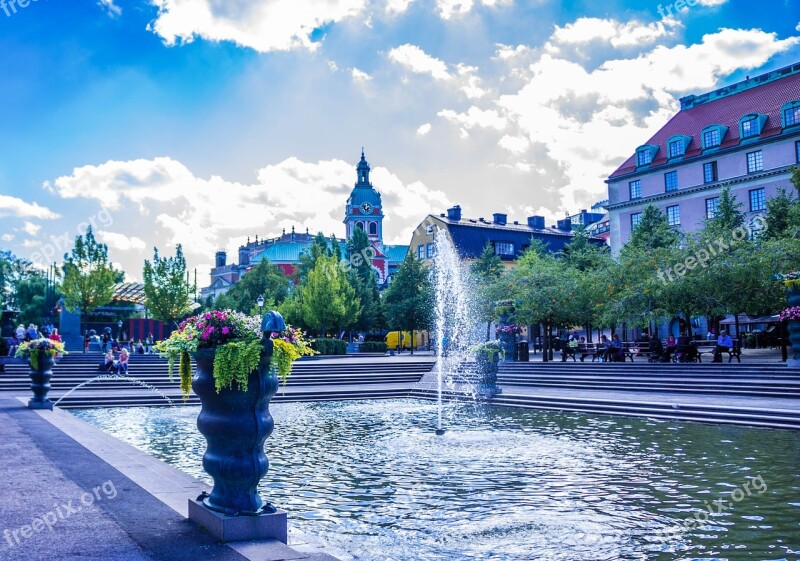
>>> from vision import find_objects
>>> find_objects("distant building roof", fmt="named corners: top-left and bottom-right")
top-left (428, 214), bottom-right (603, 260)
top-left (112, 283), bottom-right (146, 305)
top-left (385, 245), bottom-right (409, 263)
top-left (609, 63), bottom-right (800, 179)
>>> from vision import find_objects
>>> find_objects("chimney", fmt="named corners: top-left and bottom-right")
top-left (493, 213), bottom-right (507, 226)
top-left (557, 218), bottom-right (572, 231)
top-left (215, 251), bottom-right (227, 268)
top-left (527, 216), bottom-right (545, 230)
top-left (446, 205), bottom-right (462, 221)
top-left (238, 245), bottom-right (249, 266)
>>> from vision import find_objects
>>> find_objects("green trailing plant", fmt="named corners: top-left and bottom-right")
top-left (156, 309), bottom-right (315, 397)
top-left (471, 340), bottom-right (503, 362)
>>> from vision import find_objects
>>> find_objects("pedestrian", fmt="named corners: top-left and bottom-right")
top-left (116, 348), bottom-right (130, 376)
top-left (145, 332), bottom-right (154, 354)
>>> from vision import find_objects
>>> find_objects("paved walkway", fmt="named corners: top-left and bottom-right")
top-left (0, 397), bottom-right (340, 561)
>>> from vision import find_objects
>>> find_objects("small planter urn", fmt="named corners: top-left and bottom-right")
top-left (497, 312), bottom-right (517, 362)
top-left (28, 351), bottom-right (55, 410)
top-left (788, 286), bottom-right (800, 368)
top-left (475, 353), bottom-right (500, 399)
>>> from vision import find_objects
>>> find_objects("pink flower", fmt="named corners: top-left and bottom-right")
top-left (221, 327), bottom-right (230, 335)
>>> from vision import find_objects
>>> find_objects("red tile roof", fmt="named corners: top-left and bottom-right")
top-left (609, 64), bottom-right (800, 179)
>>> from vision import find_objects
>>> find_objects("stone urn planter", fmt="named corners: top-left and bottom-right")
top-left (474, 353), bottom-right (500, 399)
top-left (28, 351), bottom-right (55, 410)
top-left (192, 348), bottom-right (279, 515)
top-left (786, 286), bottom-right (800, 368)
top-left (157, 309), bottom-right (314, 542)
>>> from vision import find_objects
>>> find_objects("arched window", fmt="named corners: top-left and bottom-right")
top-left (355, 221), bottom-right (364, 231)
top-left (369, 222), bottom-right (378, 235)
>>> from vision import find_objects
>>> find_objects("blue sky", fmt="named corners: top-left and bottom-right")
top-left (1, 0), bottom-right (799, 283)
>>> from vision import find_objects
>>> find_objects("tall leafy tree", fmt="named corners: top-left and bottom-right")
top-left (15, 275), bottom-right (47, 326)
top-left (298, 254), bottom-right (360, 336)
top-left (0, 251), bottom-right (37, 310)
top-left (383, 253), bottom-right (432, 353)
top-left (143, 244), bottom-right (196, 328)
top-left (213, 259), bottom-right (290, 313)
top-left (295, 232), bottom-right (334, 282)
top-left (61, 226), bottom-right (117, 326)
top-left (347, 228), bottom-right (384, 332)
top-left (624, 204), bottom-right (680, 253)
top-left (471, 242), bottom-right (504, 340)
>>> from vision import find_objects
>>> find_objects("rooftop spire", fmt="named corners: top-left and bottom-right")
top-left (356, 148), bottom-right (370, 186)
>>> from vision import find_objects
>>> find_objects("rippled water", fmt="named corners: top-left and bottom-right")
top-left (73, 400), bottom-right (800, 561)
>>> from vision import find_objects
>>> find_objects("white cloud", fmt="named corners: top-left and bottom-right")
top-left (494, 43), bottom-right (530, 60)
top-left (351, 67), bottom-right (372, 82)
top-left (546, 17), bottom-right (677, 52)
top-left (436, 0), bottom-right (511, 20)
top-left (148, 0), bottom-right (366, 53)
top-left (0, 194), bottom-right (59, 220)
top-left (697, 0), bottom-right (728, 5)
top-left (438, 106), bottom-right (507, 130)
top-left (388, 44), bottom-right (452, 80)
top-left (97, 231), bottom-right (147, 252)
top-left (385, 0), bottom-right (414, 14)
top-left (498, 135), bottom-right (529, 154)
top-left (2, 234), bottom-right (14, 242)
top-left (98, 0), bottom-right (122, 16)
top-left (21, 222), bottom-right (41, 236)
top-left (47, 156), bottom-right (449, 280)
top-left (416, 123), bottom-right (432, 136)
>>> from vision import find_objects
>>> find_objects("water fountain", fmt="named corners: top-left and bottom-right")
top-left (53, 374), bottom-right (174, 407)
top-left (430, 228), bottom-right (482, 435)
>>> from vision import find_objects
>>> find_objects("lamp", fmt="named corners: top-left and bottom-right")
top-left (257, 295), bottom-right (264, 310)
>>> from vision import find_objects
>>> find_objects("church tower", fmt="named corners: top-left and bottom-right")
top-left (344, 149), bottom-right (388, 282)
top-left (344, 149), bottom-right (384, 246)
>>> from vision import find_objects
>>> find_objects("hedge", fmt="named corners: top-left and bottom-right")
top-left (311, 338), bottom-right (347, 355)
top-left (359, 341), bottom-right (387, 353)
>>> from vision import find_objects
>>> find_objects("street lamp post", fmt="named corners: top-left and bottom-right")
top-left (117, 320), bottom-right (123, 341)
top-left (257, 295), bottom-right (264, 312)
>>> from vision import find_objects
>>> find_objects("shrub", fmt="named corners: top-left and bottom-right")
top-left (359, 341), bottom-right (387, 353)
top-left (311, 338), bottom-right (347, 355)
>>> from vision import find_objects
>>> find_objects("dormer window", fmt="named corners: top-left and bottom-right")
top-left (738, 113), bottom-right (767, 140)
top-left (635, 145), bottom-right (658, 167)
top-left (701, 125), bottom-right (726, 149)
top-left (667, 135), bottom-right (691, 158)
top-left (782, 101), bottom-right (800, 128)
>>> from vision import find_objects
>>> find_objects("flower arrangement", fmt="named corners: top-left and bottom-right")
top-left (495, 324), bottom-right (523, 336)
top-left (471, 340), bottom-right (503, 362)
top-left (15, 338), bottom-right (67, 369)
top-left (774, 272), bottom-right (800, 289)
top-left (156, 310), bottom-right (315, 397)
top-left (780, 306), bottom-right (800, 322)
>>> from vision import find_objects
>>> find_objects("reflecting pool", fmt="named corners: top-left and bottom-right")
top-left (73, 400), bottom-right (800, 561)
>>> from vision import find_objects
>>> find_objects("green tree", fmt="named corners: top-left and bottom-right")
top-left (346, 228), bottom-right (384, 332)
top-left (295, 232), bottom-right (334, 282)
top-left (143, 244), bottom-right (195, 328)
top-left (15, 274), bottom-right (47, 326)
top-left (704, 186), bottom-right (744, 239)
top-left (471, 242), bottom-right (504, 341)
top-left (213, 259), bottom-right (290, 313)
top-left (61, 227), bottom-right (117, 334)
top-left (625, 204), bottom-right (680, 253)
top-left (0, 251), bottom-right (37, 310)
top-left (298, 254), bottom-right (360, 336)
top-left (383, 253), bottom-right (432, 353)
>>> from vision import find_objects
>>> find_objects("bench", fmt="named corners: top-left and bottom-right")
top-left (693, 341), bottom-right (741, 363)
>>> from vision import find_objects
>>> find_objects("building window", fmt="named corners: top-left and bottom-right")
top-left (741, 117), bottom-right (758, 139)
top-left (746, 150), bottom-right (763, 173)
top-left (749, 188), bottom-right (766, 212)
top-left (706, 197), bottom-right (719, 219)
top-left (703, 161), bottom-right (718, 183)
top-left (636, 150), bottom-right (652, 166)
top-left (369, 222), bottom-right (378, 235)
top-left (355, 221), bottom-right (364, 230)
top-left (629, 180), bottom-right (641, 199)
top-left (664, 171), bottom-right (678, 192)
top-left (495, 242), bottom-right (515, 256)
top-left (784, 104), bottom-right (800, 127)
top-left (417, 245), bottom-right (424, 259)
top-left (796, 140), bottom-right (800, 163)
top-left (668, 139), bottom-right (684, 158)
top-left (631, 212), bottom-right (642, 230)
top-left (426, 243), bottom-right (434, 259)
top-left (703, 128), bottom-right (721, 148)
top-left (666, 205), bottom-right (680, 227)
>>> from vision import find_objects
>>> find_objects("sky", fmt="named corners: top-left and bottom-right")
top-left (0, 0), bottom-right (799, 285)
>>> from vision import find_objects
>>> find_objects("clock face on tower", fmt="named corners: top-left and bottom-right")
top-left (360, 202), bottom-right (372, 213)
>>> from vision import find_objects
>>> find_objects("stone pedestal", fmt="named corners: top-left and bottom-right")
top-left (188, 498), bottom-right (287, 543)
